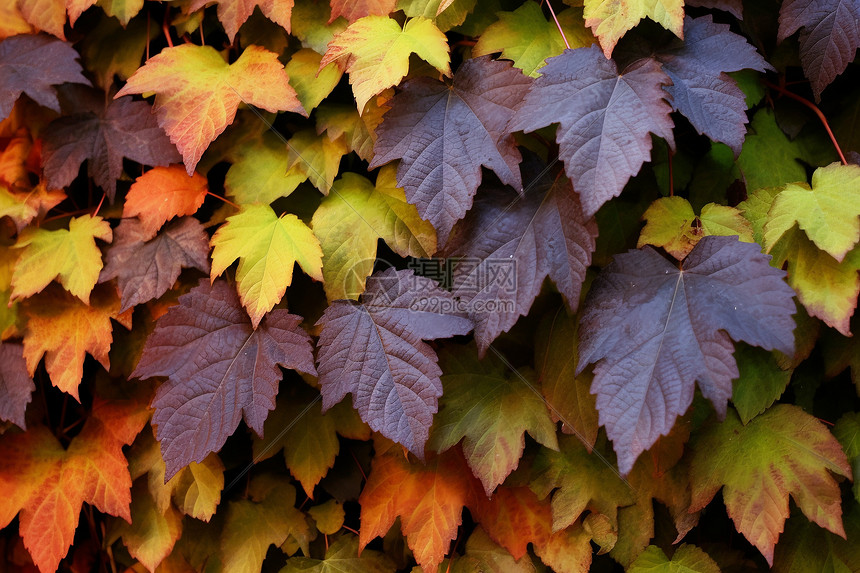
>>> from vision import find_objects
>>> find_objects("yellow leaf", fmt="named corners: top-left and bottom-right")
top-left (584, 0), bottom-right (684, 57)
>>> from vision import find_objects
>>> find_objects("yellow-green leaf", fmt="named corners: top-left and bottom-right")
top-left (287, 48), bottom-right (344, 113)
top-left (11, 214), bottom-right (112, 304)
top-left (286, 128), bottom-right (348, 194)
top-left (308, 500), bottom-right (345, 535)
top-left (225, 131), bottom-right (307, 204)
top-left (319, 15), bottom-right (450, 112)
top-left (210, 204), bottom-right (323, 327)
top-left (584, 0), bottom-right (684, 58)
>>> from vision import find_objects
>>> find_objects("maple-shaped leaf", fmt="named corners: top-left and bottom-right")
top-left (0, 183), bottom-right (66, 233)
top-left (10, 214), bottom-right (111, 304)
top-left (530, 435), bottom-right (636, 533)
top-left (287, 48), bottom-right (343, 113)
top-left (628, 544), bottom-right (721, 573)
top-left (282, 533), bottom-right (396, 572)
top-left (0, 396), bottom-right (149, 573)
top-left (0, 342), bottom-right (34, 429)
top-left (220, 474), bottom-right (314, 572)
top-left (115, 44), bottom-right (305, 174)
top-left (187, 0), bottom-right (292, 42)
top-left (510, 46), bottom-right (674, 217)
top-left (99, 218), bottom-right (211, 313)
top-left (369, 56), bottom-right (531, 242)
top-left (731, 344), bottom-right (793, 425)
top-left (316, 268), bottom-right (472, 457)
top-left (285, 128), bottom-right (348, 194)
top-left (41, 92), bottom-right (180, 201)
top-left (773, 506), bottom-right (860, 572)
top-left (690, 405), bottom-right (852, 565)
top-left (311, 168), bottom-right (436, 301)
top-left (224, 130), bottom-right (306, 204)
top-left (470, 485), bottom-right (552, 560)
top-left (441, 162), bottom-right (597, 354)
top-left (583, 0), bottom-right (684, 58)
top-left (778, 0), bottom-right (860, 100)
top-left (764, 163), bottom-right (860, 262)
top-left (132, 279), bottom-right (317, 479)
top-left (20, 284), bottom-right (127, 400)
top-left (253, 386), bottom-right (370, 498)
top-left (737, 109), bottom-right (807, 192)
top-left (577, 235), bottom-right (797, 474)
top-left (319, 15), bottom-right (451, 112)
top-left (429, 343), bottom-right (558, 496)
top-left (653, 15), bottom-right (772, 153)
top-left (210, 204), bottom-right (323, 327)
top-left (833, 412), bottom-right (860, 504)
top-left (439, 526), bottom-right (541, 573)
top-left (122, 165), bottom-right (208, 240)
top-left (473, 3), bottom-right (595, 77)
top-left (329, 0), bottom-right (396, 23)
top-left (535, 310), bottom-right (599, 449)
top-left (127, 426), bottom-right (224, 522)
top-left (0, 34), bottom-right (89, 121)
top-left (638, 196), bottom-right (754, 260)
top-left (358, 447), bottom-right (476, 571)
top-left (109, 480), bottom-right (183, 573)
top-left (398, 0), bottom-right (477, 31)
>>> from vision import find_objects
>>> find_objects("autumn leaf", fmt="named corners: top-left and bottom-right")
top-left (443, 527), bottom-right (540, 573)
top-left (583, 0), bottom-right (684, 57)
top-left (99, 217), bottom-right (211, 313)
top-left (20, 284), bottom-right (126, 400)
top-left (132, 279), bottom-right (317, 479)
top-left (41, 90), bottom-right (180, 201)
top-left (282, 533), bottom-right (396, 572)
top-left (472, 2), bottom-right (595, 77)
top-left (627, 544), bottom-right (721, 573)
top-left (252, 386), bottom-right (370, 498)
top-left (210, 203), bottom-right (323, 327)
top-left (833, 412), bottom-right (860, 504)
top-left (737, 109), bottom-right (807, 191)
top-left (358, 447), bottom-right (476, 571)
top-left (311, 167), bottom-right (436, 301)
top-left (429, 342), bottom-right (558, 496)
top-left (764, 162), bottom-right (860, 262)
top-left (329, 0), bottom-right (397, 23)
top-left (115, 44), bottom-right (305, 174)
top-left (0, 396), bottom-right (149, 573)
top-left (0, 342), bottom-right (34, 429)
top-left (0, 183), bottom-right (65, 233)
top-left (109, 480), bottom-right (182, 573)
top-left (316, 268), bottom-right (472, 457)
top-left (286, 48), bottom-right (343, 113)
top-left (319, 15), bottom-right (450, 112)
top-left (10, 214), bottom-right (111, 304)
top-left (187, 0), bottom-right (292, 42)
top-left (441, 160), bottom-right (597, 353)
top-left (510, 46), bottom-right (675, 217)
top-left (285, 127), bottom-right (348, 194)
top-left (732, 344), bottom-right (793, 425)
top-left (0, 34), bottom-right (89, 121)
top-left (778, 0), bottom-right (860, 100)
top-left (690, 405), bottom-right (852, 565)
top-left (122, 165), bottom-right (208, 240)
top-left (224, 130), bottom-right (306, 204)
top-left (307, 500), bottom-right (344, 535)
top-left (577, 236), bottom-right (797, 474)
top-left (471, 485), bottom-right (552, 560)
top-left (653, 15), bottom-right (772, 153)
top-left (369, 56), bottom-right (531, 242)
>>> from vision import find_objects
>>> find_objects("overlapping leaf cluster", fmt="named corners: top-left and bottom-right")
top-left (0, 0), bottom-right (859, 571)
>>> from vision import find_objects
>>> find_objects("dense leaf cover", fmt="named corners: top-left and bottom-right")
top-left (0, 0), bottom-right (858, 571)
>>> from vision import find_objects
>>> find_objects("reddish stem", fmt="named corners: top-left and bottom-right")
top-left (162, 11), bottom-right (174, 48)
top-left (206, 190), bottom-right (239, 209)
top-left (544, 0), bottom-right (570, 50)
top-left (764, 79), bottom-right (847, 165)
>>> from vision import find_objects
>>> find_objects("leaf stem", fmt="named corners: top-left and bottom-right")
top-left (543, 0), bottom-right (570, 50)
top-left (763, 79), bottom-right (847, 165)
top-left (162, 10), bottom-right (174, 48)
top-left (206, 190), bottom-right (239, 209)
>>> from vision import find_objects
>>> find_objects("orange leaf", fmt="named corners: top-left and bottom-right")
top-left (358, 447), bottom-right (477, 571)
top-left (187, 0), bottom-right (293, 42)
top-left (329, 0), bottom-right (397, 23)
top-left (20, 284), bottom-right (123, 400)
top-left (17, 0), bottom-right (66, 39)
top-left (123, 166), bottom-right (208, 240)
top-left (0, 396), bottom-right (150, 573)
top-left (471, 486), bottom-right (553, 560)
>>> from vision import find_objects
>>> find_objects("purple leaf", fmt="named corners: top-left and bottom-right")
top-left (41, 89), bottom-right (180, 201)
top-left (132, 279), bottom-right (316, 479)
top-left (686, 0), bottom-right (744, 19)
top-left (99, 217), bottom-right (211, 313)
top-left (442, 159), bottom-right (597, 355)
top-left (0, 343), bottom-right (35, 429)
top-left (316, 268), bottom-right (473, 457)
top-left (0, 34), bottom-right (90, 121)
top-left (576, 236), bottom-right (796, 474)
top-left (656, 15), bottom-right (773, 154)
top-left (778, 0), bottom-right (860, 100)
top-left (369, 56), bottom-right (532, 243)
top-left (509, 45), bottom-right (674, 217)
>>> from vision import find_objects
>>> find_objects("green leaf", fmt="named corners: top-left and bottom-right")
top-left (397, 0), bottom-right (478, 31)
top-left (225, 131), bottom-right (307, 205)
top-left (210, 204), bottom-right (323, 327)
top-left (731, 344), bottom-right (793, 424)
top-left (833, 412), bottom-right (860, 504)
top-left (738, 108), bottom-right (807, 192)
top-left (287, 48), bottom-right (344, 113)
top-left (473, 3), bottom-right (593, 77)
top-left (311, 167), bottom-right (436, 301)
top-left (690, 405), bottom-right (852, 565)
top-left (627, 544), bottom-right (721, 573)
top-left (281, 533), bottom-right (396, 572)
top-left (308, 500), bottom-right (345, 535)
top-left (428, 343), bottom-right (558, 495)
top-left (286, 128), bottom-right (349, 195)
top-left (773, 506), bottom-right (860, 572)
top-left (764, 162), bottom-right (860, 262)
